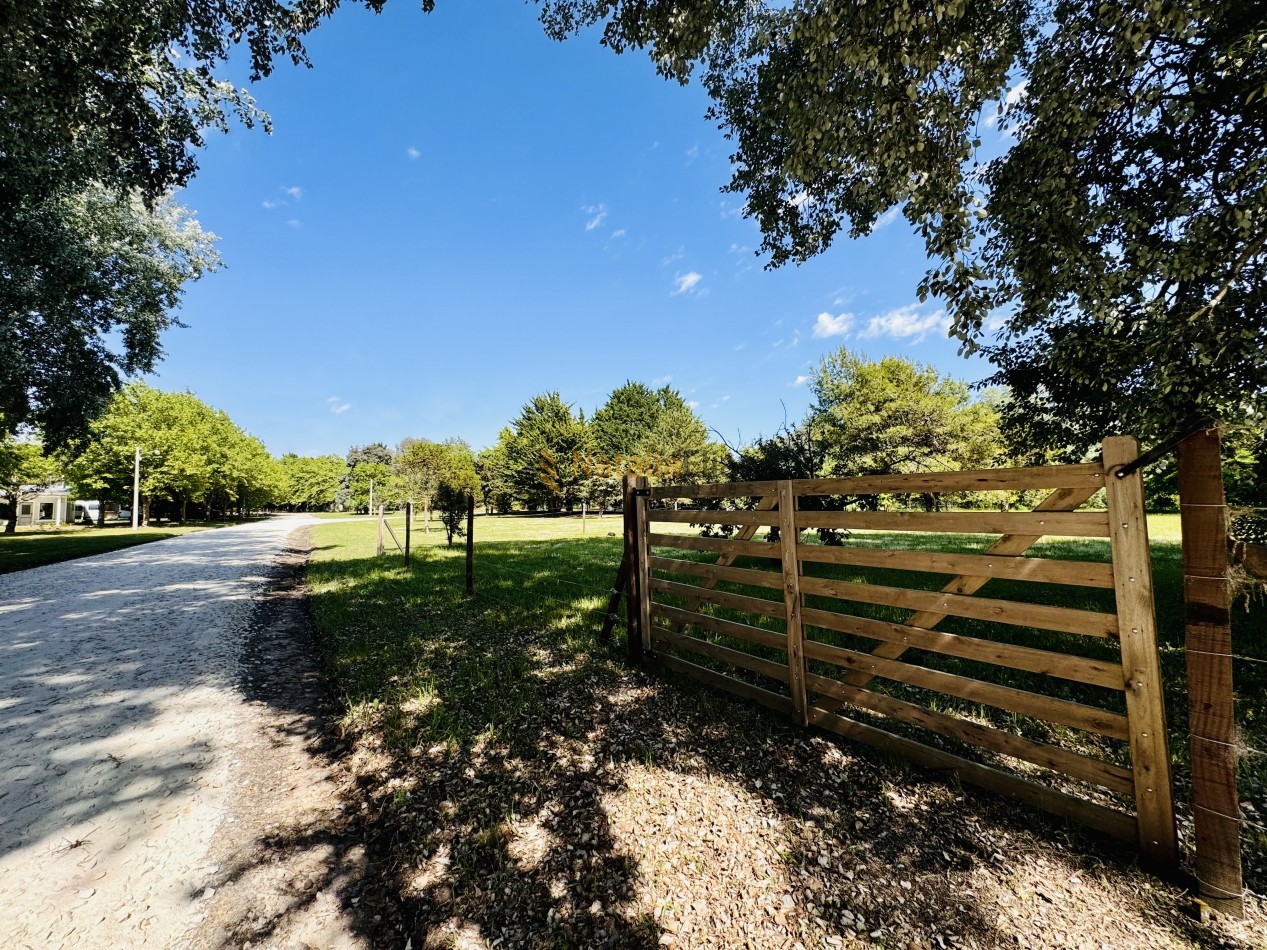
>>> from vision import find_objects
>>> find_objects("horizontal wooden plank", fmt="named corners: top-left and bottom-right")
top-left (800, 607), bottom-right (1123, 689)
top-left (649, 509), bottom-right (781, 527)
top-left (650, 577), bottom-right (787, 621)
top-left (807, 704), bottom-right (1138, 844)
top-left (795, 544), bottom-right (1115, 589)
top-left (651, 602), bottom-right (788, 651)
top-left (798, 576), bottom-right (1119, 638)
top-left (801, 638), bottom-right (1130, 739)
top-left (804, 672), bottom-right (1134, 796)
top-left (647, 532), bottom-right (780, 560)
top-left (795, 510), bottom-right (1111, 538)
top-left (650, 556), bottom-right (784, 591)
top-left (792, 464), bottom-right (1106, 496)
top-left (653, 627), bottom-right (790, 683)
top-left (650, 481), bottom-right (779, 500)
top-left (655, 651), bottom-right (794, 716)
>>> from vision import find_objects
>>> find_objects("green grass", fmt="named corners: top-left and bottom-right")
top-left (0, 521), bottom-right (247, 573)
top-left (307, 510), bottom-right (1267, 889)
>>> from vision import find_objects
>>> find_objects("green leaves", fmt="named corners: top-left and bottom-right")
top-left (63, 383), bottom-right (283, 511)
top-left (542, 0), bottom-right (1267, 451)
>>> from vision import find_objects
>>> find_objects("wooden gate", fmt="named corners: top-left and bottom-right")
top-left (627, 437), bottom-right (1177, 865)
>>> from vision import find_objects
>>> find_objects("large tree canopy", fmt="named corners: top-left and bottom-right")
top-left (1, 186), bottom-right (219, 446)
top-left (542, 0), bottom-right (1267, 451)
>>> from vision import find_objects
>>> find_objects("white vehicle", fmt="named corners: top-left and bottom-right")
top-left (73, 500), bottom-right (101, 524)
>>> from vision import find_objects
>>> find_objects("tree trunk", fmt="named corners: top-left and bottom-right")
top-left (180, 497), bottom-right (188, 524)
top-left (425, 501), bottom-right (431, 534)
top-left (141, 496), bottom-right (150, 527)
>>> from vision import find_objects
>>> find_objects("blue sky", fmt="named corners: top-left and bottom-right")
top-left (155, 0), bottom-right (995, 457)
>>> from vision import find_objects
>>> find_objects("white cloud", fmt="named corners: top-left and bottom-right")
top-left (611, 228), bottom-right (626, 239)
top-left (708, 394), bottom-right (732, 409)
top-left (1005, 79), bottom-right (1029, 108)
top-left (686, 400), bottom-right (700, 410)
top-left (790, 190), bottom-right (811, 209)
top-left (326, 396), bottom-right (340, 404)
top-left (858, 303), bottom-right (952, 342)
top-left (407, 146), bottom-right (421, 160)
top-left (583, 203), bottom-right (607, 231)
top-left (651, 375), bottom-right (672, 386)
top-left (284, 186), bottom-right (303, 200)
top-left (672, 272), bottom-right (703, 296)
top-left (791, 329), bottom-right (802, 347)
top-left (812, 311), bottom-right (854, 339)
top-left (330, 402), bottom-right (351, 415)
top-left (793, 375), bottom-right (810, 387)
top-left (262, 199), bottom-right (283, 210)
top-left (287, 219), bottom-right (301, 228)
top-left (870, 206), bottom-right (901, 232)
top-left (986, 79), bottom-right (1029, 129)
top-left (686, 144), bottom-right (699, 160)
top-left (733, 343), bottom-right (748, 352)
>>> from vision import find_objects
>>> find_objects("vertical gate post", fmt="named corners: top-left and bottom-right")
top-left (465, 492), bottom-right (475, 595)
top-left (622, 476), bottom-right (643, 663)
top-left (634, 476), bottom-right (652, 654)
top-left (1178, 424), bottom-right (1244, 917)
top-left (404, 501), bottom-right (412, 565)
top-left (1103, 436), bottom-right (1178, 868)
top-left (777, 480), bottom-right (809, 727)
top-left (376, 505), bottom-right (384, 557)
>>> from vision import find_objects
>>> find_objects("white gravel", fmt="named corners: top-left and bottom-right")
top-left (0, 516), bottom-right (325, 948)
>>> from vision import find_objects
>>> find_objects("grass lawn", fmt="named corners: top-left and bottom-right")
top-left (306, 510), bottom-right (1266, 944)
top-left (0, 521), bottom-right (250, 573)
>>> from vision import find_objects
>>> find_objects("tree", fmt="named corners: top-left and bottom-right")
top-left (280, 454), bottom-right (345, 511)
top-left (0, 432), bottom-right (60, 534)
top-left (340, 443), bottom-right (394, 511)
top-left (504, 393), bottom-right (593, 511)
top-left (476, 439), bottom-right (516, 514)
top-left (638, 402), bottom-right (728, 485)
top-left (1, 187), bottom-right (220, 446)
top-left (808, 349), bottom-right (1004, 483)
top-left (542, 0), bottom-right (1267, 450)
top-left (590, 382), bottom-right (671, 457)
top-left (396, 438), bottom-right (477, 531)
top-left (64, 382), bottom-right (281, 522)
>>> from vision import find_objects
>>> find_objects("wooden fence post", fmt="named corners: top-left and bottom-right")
top-left (1178, 424), bottom-right (1244, 917)
top-left (376, 505), bottom-right (384, 557)
top-left (1103, 436), bottom-right (1178, 868)
top-left (622, 476), bottom-right (643, 663)
top-left (465, 493), bottom-right (475, 595)
top-left (777, 480), bottom-right (809, 727)
top-left (404, 501), bottom-right (412, 565)
top-left (635, 476), bottom-right (652, 654)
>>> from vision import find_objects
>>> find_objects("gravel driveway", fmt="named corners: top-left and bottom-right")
top-left (0, 516), bottom-right (362, 949)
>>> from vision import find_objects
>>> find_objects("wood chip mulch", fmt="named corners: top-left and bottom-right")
top-left (325, 630), bottom-right (1267, 949)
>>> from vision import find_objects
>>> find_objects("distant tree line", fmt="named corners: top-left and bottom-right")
top-left (5, 352), bottom-right (1262, 536)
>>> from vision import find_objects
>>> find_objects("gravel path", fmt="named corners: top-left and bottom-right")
top-left (0, 517), bottom-right (362, 949)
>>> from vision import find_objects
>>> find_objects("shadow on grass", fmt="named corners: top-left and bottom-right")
top-left (306, 531), bottom-right (1244, 948)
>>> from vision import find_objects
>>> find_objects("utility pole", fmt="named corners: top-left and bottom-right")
top-left (131, 447), bottom-right (141, 531)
